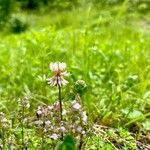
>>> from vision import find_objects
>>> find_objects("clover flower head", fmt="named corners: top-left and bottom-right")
top-left (50, 62), bottom-right (66, 74)
top-left (47, 62), bottom-right (69, 87)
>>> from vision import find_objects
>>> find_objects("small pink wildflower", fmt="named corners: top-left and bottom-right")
top-left (72, 100), bottom-right (81, 110)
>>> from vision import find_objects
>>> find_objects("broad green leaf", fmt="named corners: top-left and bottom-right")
top-left (57, 135), bottom-right (76, 150)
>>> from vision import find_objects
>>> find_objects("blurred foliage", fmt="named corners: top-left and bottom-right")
top-left (19, 0), bottom-right (40, 9)
top-left (10, 16), bottom-right (28, 33)
top-left (0, 0), bottom-right (149, 32)
top-left (17, 0), bottom-right (79, 10)
top-left (0, 0), bottom-right (12, 25)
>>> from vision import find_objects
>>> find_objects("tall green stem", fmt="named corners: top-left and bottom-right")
top-left (58, 85), bottom-right (62, 121)
top-left (58, 85), bottom-right (63, 140)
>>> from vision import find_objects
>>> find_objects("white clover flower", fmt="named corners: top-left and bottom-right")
top-left (50, 62), bottom-right (66, 74)
top-left (48, 76), bottom-right (68, 87)
top-left (47, 62), bottom-right (69, 87)
top-left (50, 133), bottom-right (59, 140)
top-left (72, 100), bottom-right (81, 110)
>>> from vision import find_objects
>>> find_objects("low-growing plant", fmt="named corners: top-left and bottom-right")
top-left (0, 62), bottom-right (149, 150)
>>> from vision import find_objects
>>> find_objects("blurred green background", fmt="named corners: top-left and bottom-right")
top-left (0, 0), bottom-right (150, 131)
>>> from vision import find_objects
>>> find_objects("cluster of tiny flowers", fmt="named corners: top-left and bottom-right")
top-left (18, 97), bottom-right (30, 108)
top-left (47, 62), bottom-right (69, 86)
top-left (36, 105), bottom-right (50, 118)
top-left (33, 96), bottom-right (88, 141)
top-left (34, 105), bottom-right (52, 127)
top-left (0, 112), bottom-right (10, 128)
top-left (34, 104), bottom-right (63, 140)
top-left (71, 100), bottom-right (88, 135)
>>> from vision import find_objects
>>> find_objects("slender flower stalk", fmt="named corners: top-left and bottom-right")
top-left (58, 85), bottom-right (63, 121)
top-left (58, 85), bottom-right (63, 140)
top-left (47, 62), bottom-right (69, 141)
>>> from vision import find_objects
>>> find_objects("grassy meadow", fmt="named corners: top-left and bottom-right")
top-left (0, 0), bottom-right (150, 149)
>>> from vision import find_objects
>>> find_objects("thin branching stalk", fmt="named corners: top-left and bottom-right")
top-left (58, 85), bottom-right (63, 121)
top-left (21, 107), bottom-right (25, 150)
top-left (41, 122), bottom-right (45, 149)
top-left (79, 134), bottom-right (83, 150)
top-left (79, 117), bottom-right (83, 149)
top-left (2, 127), bottom-right (6, 149)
